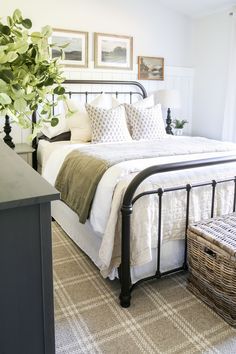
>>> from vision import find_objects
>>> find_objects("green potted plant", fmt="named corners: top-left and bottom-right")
top-left (0, 9), bottom-right (66, 148)
top-left (173, 119), bottom-right (188, 136)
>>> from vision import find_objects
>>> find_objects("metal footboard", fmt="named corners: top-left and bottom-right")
top-left (119, 155), bottom-right (236, 307)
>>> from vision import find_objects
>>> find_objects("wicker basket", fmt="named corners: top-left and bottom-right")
top-left (187, 213), bottom-right (236, 326)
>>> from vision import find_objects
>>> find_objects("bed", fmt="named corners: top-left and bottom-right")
top-left (35, 80), bottom-right (236, 308)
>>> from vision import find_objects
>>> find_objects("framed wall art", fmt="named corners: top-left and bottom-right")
top-left (94, 33), bottom-right (133, 70)
top-left (51, 28), bottom-right (88, 68)
top-left (138, 56), bottom-right (164, 80)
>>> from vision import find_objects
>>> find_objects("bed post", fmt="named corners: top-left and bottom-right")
top-left (120, 204), bottom-right (132, 308)
top-left (32, 111), bottom-right (38, 170)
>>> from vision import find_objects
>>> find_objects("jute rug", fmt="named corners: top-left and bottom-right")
top-left (52, 222), bottom-right (236, 354)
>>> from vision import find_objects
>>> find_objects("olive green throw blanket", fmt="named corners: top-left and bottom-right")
top-left (55, 150), bottom-right (111, 223)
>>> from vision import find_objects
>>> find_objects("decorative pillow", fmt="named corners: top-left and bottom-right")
top-left (41, 100), bottom-right (69, 139)
top-left (64, 94), bottom-right (120, 142)
top-left (86, 104), bottom-right (132, 143)
top-left (124, 104), bottom-right (166, 140)
top-left (64, 100), bottom-right (91, 142)
top-left (90, 93), bottom-right (120, 109)
top-left (133, 94), bottom-right (155, 108)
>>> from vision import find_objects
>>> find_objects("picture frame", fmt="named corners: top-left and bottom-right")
top-left (138, 56), bottom-right (164, 81)
top-left (94, 32), bottom-right (133, 70)
top-left (51, 28), bottom-right (88, 68)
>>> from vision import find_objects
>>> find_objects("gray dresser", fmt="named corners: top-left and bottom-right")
top-left (0, 141), bottom-right (59, 354)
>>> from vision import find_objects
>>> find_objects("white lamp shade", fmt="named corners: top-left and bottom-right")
top-left (157, 89), bottom-right (181, 109)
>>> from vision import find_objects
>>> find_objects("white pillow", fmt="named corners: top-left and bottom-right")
top-left (90, 93), bottom-right (120, 109)
top-left (124, 104), bottom-right (166, 140)
top-left (41, 100), bottom-right (69, 139)
top-left (65, 100), bottom-right (91, 142)
top-left (86, 104), bottom-right (132, 143)
top-left (133, 94), bottom-right (155, 108)
top-left (65, 94), bottom-right (120, 142)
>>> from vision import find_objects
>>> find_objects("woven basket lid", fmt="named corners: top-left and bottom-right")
top-left (188, 213), bottom-right (236, 257)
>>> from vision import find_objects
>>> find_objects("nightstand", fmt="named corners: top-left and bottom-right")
top-left (14, 143), bottom-right (35, 166)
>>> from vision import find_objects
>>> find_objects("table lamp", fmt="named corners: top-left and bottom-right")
top-left (157, 89), bottom-right (181, 135)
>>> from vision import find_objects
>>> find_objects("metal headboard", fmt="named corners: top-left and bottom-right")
top-left (32, 80), bottom-right (148, 169)
top-left (63, 80), bottom-right (147, 101)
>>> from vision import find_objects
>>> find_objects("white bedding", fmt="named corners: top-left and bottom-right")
top-left (37, 140), bottom-right (68, 171)
top-left (43, 136), bottom-right (236, 276)
top-left (37, 139), bottom-right (88, 173)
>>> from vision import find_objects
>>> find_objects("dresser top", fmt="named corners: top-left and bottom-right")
top-left (0, 140), bottom-right (59, 210)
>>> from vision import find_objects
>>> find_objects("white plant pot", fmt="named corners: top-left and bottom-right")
top-left (174, 128), bottom-right (183, 136)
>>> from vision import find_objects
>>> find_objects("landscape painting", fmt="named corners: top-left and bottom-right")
top-left (138, 56), bottom-right (164, 80)
top-left (51, 29), bottom-right (88, 67)
top-left (94, 33), bottom-right (133, 70)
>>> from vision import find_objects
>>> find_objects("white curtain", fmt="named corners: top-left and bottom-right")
top-left (222, 11), bottom-right (236, 142)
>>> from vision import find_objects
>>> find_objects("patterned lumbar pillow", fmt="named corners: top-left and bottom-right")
top-left (124, 104), bottom-right (166, 140)
top-left (86, 104), bottom-right (132, 143)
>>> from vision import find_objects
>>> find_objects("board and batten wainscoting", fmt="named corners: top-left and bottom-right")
top-left (0, 64), bottom-right (194, 144)
top-left (0, 141), bottom-right (59, 354)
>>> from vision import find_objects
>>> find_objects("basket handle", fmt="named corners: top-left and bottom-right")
top-left (204, 247), bottom-right (217, 258)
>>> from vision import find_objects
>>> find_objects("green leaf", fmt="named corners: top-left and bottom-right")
top-left (58, 42), bottom-right (69, 49)
top-left (31, 32), bottom-right (42, 43)
top-left (24, 93), bottom-right (36, 101)
top-left (29, 103), bottom-right (38, 111)
top-left (0, 79), bottom-right (7, 87)
top-left (29, 47), bottom-right (37, 58)
top-left (14, 97), bottom-right (27, 112)
top-left (0, 45), bottom-right (8, 52)
top-left (53, 86), bottom-right (65, 95)
top-left (7, 16), bottom-right (13, 27)
top-left (13, 9), bottom-right (23, 23)
top-left (40, 110), bottom-right (49, 115)
top-left (0, 93), bottom-right (12, 105)
top-left (0, 69), bottom-right (14, 83)
top-left (11, 88), bottom-right (25, 99)
top-left (44, 77), bottom-right (54, 86)
top-left (11, 28), bottom-right (22, 37)
top-left (51, 117), bottom-right (59, 127)
top-left (1, 25), bottom-right (11, 35)
top-left (22, 18), bottom-right (32, 29)
top-left (7, 51), bottom-right (18, 62)
top-left (22, 73), bottom-right (30, 86)
top-left (41, 25), bottom-right (52, 37)
top-left (12, 83), bottom-right (21, 90)
top-left (0, 52), bottom-right (8, 64)
top-left (16, 42), bottom-right (29, 54)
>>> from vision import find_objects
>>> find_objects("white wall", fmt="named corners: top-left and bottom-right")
top-left (192, 10), bottom-right (231, 139)
top-left (2, 0), bottom-right (193, 67)
top-left (1, 0), bottom-right (194, 143)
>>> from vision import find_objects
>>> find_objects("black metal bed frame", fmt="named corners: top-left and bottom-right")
top-left (32, 80), bottom-right (236, 308)
top-left (119, 156), bottom-right (236, 307)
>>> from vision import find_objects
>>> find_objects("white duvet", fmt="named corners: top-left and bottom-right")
top-left (43, 136), bottom-right (236, 276)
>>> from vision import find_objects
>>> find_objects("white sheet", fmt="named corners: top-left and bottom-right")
top-left (43, 136), bottom-right (236, 276)
top-left (37, 139), bottom-right (88, 173)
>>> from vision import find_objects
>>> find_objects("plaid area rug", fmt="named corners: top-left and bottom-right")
top-left (52, 222), bottom-right (236, 354)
